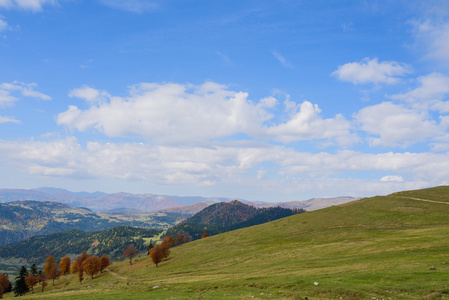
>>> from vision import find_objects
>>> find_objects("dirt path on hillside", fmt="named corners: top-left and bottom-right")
top-left (397, 196), bottom-right (449, 205)
top-left (104, 268), bottom-right (128, 281)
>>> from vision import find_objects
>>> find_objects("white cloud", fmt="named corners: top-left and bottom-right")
top-left (0, 18), bottom-right (7, 31)
top-left (332, 58), bottom-right (411, 84)
top-left (411, 20), bottom-right (449, 62)
top-left (0, 81), bottom-right (51, 101)
top-left (1, 137), bottom-right (448, 198)
top-left (0, 0), bottom-right (56, 11)
top-left (0, 115), bottom-right (20, 123)
top-left (68, 85), bottom-right (109, 103)
top-left (0, 89), bottom-right (17, 106)
top-left (272, 51), bottom-right (294, 69)
top-left (380, 175), bottom-right (404, 182)
top-left (354, 102), bottom-right (441, 147)
top-left (98, 0), bottom-right (158, 13)
top-left (58, 82), bottom-right (354, 146)
top-left (391, 73), bottom-right (449, 112)
top-left (264, 101), bottom-right (356, 146)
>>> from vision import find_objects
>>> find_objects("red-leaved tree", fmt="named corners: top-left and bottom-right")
top-left (123, 244), bottom-right (138, 265)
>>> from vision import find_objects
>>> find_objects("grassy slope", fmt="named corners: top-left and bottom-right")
top-left (7, 186), bottom-right (449, 299)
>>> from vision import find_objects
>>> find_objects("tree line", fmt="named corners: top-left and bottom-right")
top-left (5, 230), bottom-right (208, 296)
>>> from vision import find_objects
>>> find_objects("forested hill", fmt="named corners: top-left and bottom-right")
top-left (0, 200), bottom-right (179, 246)
top-left (0, 226), bottom-right (160, 272)
top-left (165, 200), bottom-right (305, 240)
top-left (185, 200), bottom-right (259, 227)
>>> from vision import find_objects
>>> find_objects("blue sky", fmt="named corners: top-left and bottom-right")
top-left (1, 0), bottom-right (449, 202)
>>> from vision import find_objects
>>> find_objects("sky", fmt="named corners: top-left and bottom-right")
top-left (1, 0), bottom-right (449, 202)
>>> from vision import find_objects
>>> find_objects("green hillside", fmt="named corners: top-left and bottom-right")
top-left (5, 186), bottom-right (449, 299)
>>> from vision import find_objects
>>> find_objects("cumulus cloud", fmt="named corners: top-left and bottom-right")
top-left (332, 58), bottom-right (411, 84)
top-left (0, 137), bottom-right (448, 197)
top-left (391, 73), bottom-right (449, 112)
top-left (68, 85), bottom-right (110, 103)
top-left (264, 101), bottom-right (356, 146)
top-left (354, 102), bottom-right (441, 147)
top-left (411, 20), bottom-right (449, 62)
top-left (0, 0), bottom-right (56, 11)
top-left (58, 82), bottom-right (354, 146)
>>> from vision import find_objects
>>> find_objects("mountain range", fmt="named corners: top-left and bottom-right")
top-left (0, 187), bottom-right (358, 213)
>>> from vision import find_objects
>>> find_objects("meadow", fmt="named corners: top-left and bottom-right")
top-left (6, 186), bottom-right (449, 299)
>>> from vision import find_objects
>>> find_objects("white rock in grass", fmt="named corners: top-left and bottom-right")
top-left (314, 282), bottom-right (319, 286)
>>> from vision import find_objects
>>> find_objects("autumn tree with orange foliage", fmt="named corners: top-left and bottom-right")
top-left (43, 255), bottom-right (56, 276)
top-left (99, 254), bottom-right (111, 273)
top-left (0, 273), bottom-right (9, 299)
top-left (160, 236), bottom-right (175, 259)
top-left (201, 232), bottom-right (209, 238)
top-left (70, 261), bottom-right (77, 274)
top-left (43, 255), bottom-right (59, 286)
top-left (78, 268), bottom-right (84, 285)
top-left (25, 273), bottom-right (38, 294)
top-left (123, 244), bottom-right (138, 265)
top-left (176, 231), bottom-right (191, 244)
top-left (82, 256), bottom-right (101, 279)
top-left (74, 251), bottom-right (89, 285)
top-left (149, 244), bottom-right (164, 267)
top-left (59, 257), bottom-right (71, 275)
top-left (47, 264), bottom-right (59, 286)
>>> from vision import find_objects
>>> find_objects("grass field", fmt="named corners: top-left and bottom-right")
top-left (5, 186), bottom-right (449, 299)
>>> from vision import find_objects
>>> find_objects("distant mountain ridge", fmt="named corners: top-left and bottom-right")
top-left (0, 187), bottom-right (358, 214)
top-left (0, 188), bottom-right (235, 212)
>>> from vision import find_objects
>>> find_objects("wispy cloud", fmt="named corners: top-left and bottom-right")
top-left (271, 50), bottom-right (294, 69)
top-left (410, 20), bottom-right (449, 63)
top-left (98, 0), bottom-right (158, 13)
top-left (0, 0), bottom-right (56, 11)
top-left (0, 115), bottom-right (19, 124)
top-left (216, 51), bottom-right (232, 65)
top-left (0, 18), bottom-right (7, 31)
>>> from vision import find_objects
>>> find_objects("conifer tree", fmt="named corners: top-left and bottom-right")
top-left (30, 264), bottom-right (38, 276)
top-left (13, 266), bottom-right (28, 297)
top-left (147, 242), bottom-right (154, 255)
